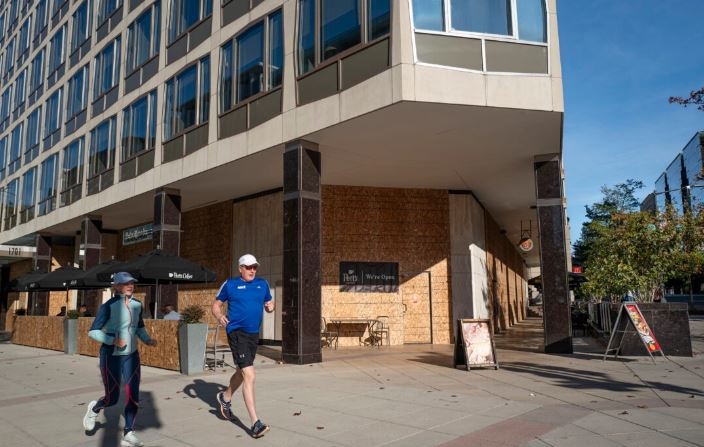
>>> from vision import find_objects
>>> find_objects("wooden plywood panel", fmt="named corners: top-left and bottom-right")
top-left (321, 186), bottom-right (450, 346)
top-left (12, 316), bottom-right (63, 351)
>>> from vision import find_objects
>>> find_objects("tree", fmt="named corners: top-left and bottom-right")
top-left (573, 179), bottom-right (644, 266)
top-left (669, 87), bottom-right (704, 112)
top-left (581, 210), bottom-right (675, 302)
top-left (574, 181), bottom-right (704, 303)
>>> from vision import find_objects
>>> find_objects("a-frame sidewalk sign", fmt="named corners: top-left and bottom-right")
top-left (603, 302), bottom-right (666, 363)
top-left (453, 319), bottom-right (499, 371)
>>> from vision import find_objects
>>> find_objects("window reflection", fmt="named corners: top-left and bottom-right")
top-left (517, 0), bottom-right (546, 42)
top-left (412, 0), bottom-right (547, 43)
top-left (321, 0), bottom-right (361, 60)
top-left (122, 90), bottom-right (157, 159)
top-left (237, 23), bottom-right (264, 102)
top-left (164, 58), bottom-right (209, 139)
top-left (89, 116), bottom-right (116, 175)
top-left (368, 0), bottom-right (391, 40)
top-left (413, 0), bottom-right (444, 31)
top-left (298, 0), bottom-right (390, 75)
top-left (451, 0), bottom-right (511, 35)
top-left (39, 154), bottom-right (58, 216)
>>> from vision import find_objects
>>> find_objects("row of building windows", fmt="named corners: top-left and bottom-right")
top-left (411, 0), bottom-right (547, 43)
top-left (0, 1), bottom-right (156, 133)
top-left (0, 88), bottom-right (158, 228)
top-left (0, 0), bottom-right (547, 230)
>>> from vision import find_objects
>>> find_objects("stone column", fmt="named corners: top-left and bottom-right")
top-left (282, 140), bottom-right (322, 364)
top-left (0, 265), bottom-right (9, 330)
top-left (153, 188), bottom-right (181, 314)
top-left (534, 154), bottom-right (572, 353)
top-left (80, 215), bottom-right (103, 314)
top-left (32, 234), bottom-right (52, 316)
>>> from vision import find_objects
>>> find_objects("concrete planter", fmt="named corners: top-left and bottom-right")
top-left (63, 318), bottom-right (78, 354)
top-left (178, 323), bottom-right (208, 375)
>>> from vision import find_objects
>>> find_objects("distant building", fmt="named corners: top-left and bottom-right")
top-left (645, 131), bottom-right (704, 213)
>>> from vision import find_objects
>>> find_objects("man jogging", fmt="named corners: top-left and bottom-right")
top-left (211, 254), bottom-right (274, 438)
top-left (82, 272), bottom-right (157, 447)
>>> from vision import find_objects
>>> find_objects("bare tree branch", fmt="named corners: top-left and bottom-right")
top-left (669, 87), bottom-right (704, 111)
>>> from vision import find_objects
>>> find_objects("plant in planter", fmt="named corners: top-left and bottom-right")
top-left (63, 309), bottom-right (80, 354)
top-left (179, 304), bottom-right (205, 325)
top-left (177, 304), bottom-right (208, 375)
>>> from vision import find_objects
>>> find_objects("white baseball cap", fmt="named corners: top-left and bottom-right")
top-left (238, 254), bottom-right (259, 267)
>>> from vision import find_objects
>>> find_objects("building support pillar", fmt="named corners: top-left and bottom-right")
top-left (153, 188), bottom-right (181, 314)
top-left (80, 215), bottom-right (103, 314)
top-left (534, 154), bottom-right (572, 353)
top-left (282, 140), bottom-right (322, 364)
top-left (32, 234), bottom-right (52, 316)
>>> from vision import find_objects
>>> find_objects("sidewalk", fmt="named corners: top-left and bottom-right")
top-left (1, 317), bottom-right (703, 447)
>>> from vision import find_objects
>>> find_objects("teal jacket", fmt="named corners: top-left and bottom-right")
top-left (88, 294), bottom-right (152, 356)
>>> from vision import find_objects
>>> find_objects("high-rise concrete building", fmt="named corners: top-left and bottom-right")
top-left (0, 0), bottom-right (570, 360)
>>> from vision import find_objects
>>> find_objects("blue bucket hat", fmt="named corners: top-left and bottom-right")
top-left (112, 272), bottom-right (138, 284)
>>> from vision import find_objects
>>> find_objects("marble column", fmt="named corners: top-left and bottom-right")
top-left (80, 215), bottom-right (103, 314)
top-left (0, 265), bottom-right (9, 330)
top-left (32, 234), bottom-right (52, 316)
top-left (282, 140), bottom-right (322, 364)
top-left (534, 154), bottom-right (572, 353)
top-left (153, 188), bottom-right (181, 313)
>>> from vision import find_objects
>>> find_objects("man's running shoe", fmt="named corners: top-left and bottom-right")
top-left (82, 400), bottom-right (98, 431)
top-left (251, 419), bottom-right (270, 438)
top-left (216, 391), bottom-right (234, 420)
top-left (121, 430), bottom-right (144, 446)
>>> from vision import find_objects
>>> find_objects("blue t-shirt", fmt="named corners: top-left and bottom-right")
top-left (216, 277), bottom-right (272, 334)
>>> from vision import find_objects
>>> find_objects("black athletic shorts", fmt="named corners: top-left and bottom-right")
top-left (227, 329), bottom-right (259, 368)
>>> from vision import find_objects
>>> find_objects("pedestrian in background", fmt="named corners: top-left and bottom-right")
top-left (82, 272), bottom-right (157, 447)
top-left (211, 254), bottom-right (274, 438)
top-left (162, 305), bottom-right (181, 320)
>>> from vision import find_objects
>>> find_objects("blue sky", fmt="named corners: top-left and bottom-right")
top-left (558, 1), bottom-right (704, 247)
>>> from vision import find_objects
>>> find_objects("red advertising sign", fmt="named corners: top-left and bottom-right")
top-left (624, 304), bottom-right (661, 352)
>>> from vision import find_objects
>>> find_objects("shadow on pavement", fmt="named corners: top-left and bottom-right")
top-left (499, 361), bottom-right (704, 396)
top-left (82, 390), bottom-right (162, 447)
top-left (182, 378), bottom-right (250, 434)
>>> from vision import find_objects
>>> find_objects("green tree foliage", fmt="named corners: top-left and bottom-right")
top-left (575, 181), bottom-right (704, 302)
top-left (573, 179), bottom-right (644, 265)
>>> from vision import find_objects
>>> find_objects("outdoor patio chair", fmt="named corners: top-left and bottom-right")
top-left (370, 316), bottom-right (390, 347)
top-left (205, 325), bottom-right (233, 370)
top-left (321, 317), bottom-right (338, 349)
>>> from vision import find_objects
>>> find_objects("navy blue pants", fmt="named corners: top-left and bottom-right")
top-left (93, 346), bottom-right (141, 433)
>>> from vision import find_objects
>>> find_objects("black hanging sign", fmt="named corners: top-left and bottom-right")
top-left (339, 261), bottom-right (399, 293)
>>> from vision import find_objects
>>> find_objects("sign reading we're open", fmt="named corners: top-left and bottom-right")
top-left (339, 261), bottom-right (398, 293)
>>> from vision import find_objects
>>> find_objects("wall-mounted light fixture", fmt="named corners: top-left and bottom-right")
top-left (517, 220), bottom-right (534, 252)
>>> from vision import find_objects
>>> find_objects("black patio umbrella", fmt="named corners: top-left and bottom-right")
top-left (9, 268), bottom-right (49, 292)
top-left (68, 258), bottom-right (125, 289)
top-left (31, 265), bottom-right (86, 291)
top-left (528, 272), bottom-right (587, 291)
top-left (97, 249), bottom-right (216, 284)
top-left (97, 249), bottom-right (217, 316)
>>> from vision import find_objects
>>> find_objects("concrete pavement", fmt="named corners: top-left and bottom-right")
top-left (1, 316), bottom-right (703, 447)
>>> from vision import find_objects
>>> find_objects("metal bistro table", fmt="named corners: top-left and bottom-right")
top-left (329, 318), bottom-right (379, 347)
